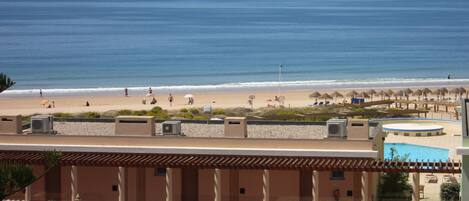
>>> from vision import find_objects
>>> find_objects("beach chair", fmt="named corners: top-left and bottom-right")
top-left (425, 174), bottom-right (438, 183)
top-left (313, 102), bottom-right (318, 105)
top-left (319, 102), bottom-right (324, 105)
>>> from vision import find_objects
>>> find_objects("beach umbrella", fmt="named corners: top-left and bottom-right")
top-left (184, 94), bottom-right (193, 98)
top-left (413, 89), bottom-right (423, 101)
top-left (439, 87), bottom-right (448, 100)
top-left (346, 90), bottom-right (358, 98)
top-left (450, 88), bottom-right (460, 100)
top-left (386, 89), bottom-right (394, 98)
top-left (377, 90), bottom-right (386, 100)
top-left (40, 100), bottom-right (49, 106)
top-left (367, 89), bottom-right (377, 101)
top-left (393, 90), bottom-right (404, 100)
top-left (330, 91), bottom-right (343, 102)
top-left (422, 88), bottom-right (432, 99)
top-left (459, 87), bottom-right (467, 99)
top-left (248, 95), bottom-right (256, 100)
top-left (331, 91), bottom-right (343, 98)
top-left (309, 92), bottom-right (321, 102)
top-left (358, 92), bottom-right (370, 99)
top-left (320, 93), bottom-right (333, 102)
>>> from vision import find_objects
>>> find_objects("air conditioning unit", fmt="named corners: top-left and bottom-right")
top-left (162, 121), bottom-right (182, 135)
top-left (31, 115), bottom-right (56, 134)
top-left (326, 119), bottom-right (347, 138)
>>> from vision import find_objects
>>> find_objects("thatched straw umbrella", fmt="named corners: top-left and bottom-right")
top-left (404, 88), bottom-right (413, 100)
top-left (440, 87), bottom-right (448, 100)
top-left (358, 92), bottom-right (370, 99)
top-left (309, 92), bottom-right (321, 102)
top-left (331, 91), bottom-right (344, 102)
top-left (377, 90), bottom-right (386, 100)
top-left (386, 89), bottom-right (394, 97)
top-left (320, 93), bottom-right (333, 102)
top-left (346, 90), bottom-right (358, 98)
top-left (422, 88), bottom-right (432, 99)
top-left (450, 88), bottom-right (460, 100)
top-left (413, 89), bottom-right (423, 101)
top-left (367, 89), bottom-right (377, 101)
top-left (393, 90), bottom-right (404, 100)
top-left (459, 87), bottom-right (468, 99)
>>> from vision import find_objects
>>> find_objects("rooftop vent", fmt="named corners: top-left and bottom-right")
top-left (0, 115), bottom-right (22, 134)
top-left (326, 119), bottom-right (347, 138)
top-left (224, 117), bottom-right (247, 138)
top-left (162, 121), bottom-right (183, 136)
top-left (115, 116), bottom-right (155, 136)
top-left (31, 115), bottom-right (56, 134)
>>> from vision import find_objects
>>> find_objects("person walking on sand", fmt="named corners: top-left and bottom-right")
top-left (168, 93), bottom-right (174, 107)
top-left (39, 89), bottom-right (43, 97)
top-left (148, 87), bottom-right (153, 96)
top-left (124, 88), bottom-right (128, 97)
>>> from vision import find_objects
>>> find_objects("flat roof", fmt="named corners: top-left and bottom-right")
top-left (0, 134), bottom-right (377, 158)
top-left (383, 123), bottom-right (444, 132)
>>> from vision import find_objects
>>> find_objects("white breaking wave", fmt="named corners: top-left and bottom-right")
top-left (2, 78), bottom-right (469, 96)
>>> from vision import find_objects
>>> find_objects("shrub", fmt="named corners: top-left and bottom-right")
top-left (193, 115), bottom-right (208, 120)
top-left (53, 112), bottom-right (73, 118)
top-left (212, 108), bottom-right (226, 115)
top-left (150, 106), bottom-right (163, 114)
top-left (117, 109), bottom-right (132, 116)
top-left (179, 108), bottom-right (189, 113)
top-left (189, 108), bottom-right (200, 115)
top-left (440, 183), bottom-right (460, 201)
top-left (378, 148), bottom-right (412, 201)
top-left (132, 110), bottom-right (147, 116)
top-left (82, 112), bottom-right (100, 119)
top-left (176, 112), bottom-right (193, 119)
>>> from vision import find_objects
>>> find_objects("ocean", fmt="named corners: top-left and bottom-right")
top-left (1, 0), bottom-right (469, 96)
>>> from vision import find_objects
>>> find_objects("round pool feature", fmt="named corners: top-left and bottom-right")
top-left (384, 143), bottom-right (449, 161)
top-left (383, 123), bottom-right (444, 137)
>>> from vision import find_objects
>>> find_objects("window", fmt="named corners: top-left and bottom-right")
top-left (239, 188), bottom-right (246, 194)
top-left (330, 171), bottom-right (345, 180)
top-left (112, 185), bottom-right (118, 192)
top-left (154, 168), bottom-right (167, 176)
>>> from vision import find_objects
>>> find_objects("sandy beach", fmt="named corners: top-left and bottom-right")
top-left (0, 86), bottom-right (467, 116)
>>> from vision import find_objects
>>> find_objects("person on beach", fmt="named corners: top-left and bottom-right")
top-left (39, 89), bottom-right (43, 97)
top-left (124, 88), bottom-right (128, 97)
top-left (148, 87), bottom-right (153, 96)
top-left (168, 94), bottom-right (174, 107)
top-left (52, 101), bottom-right (55, 108)
top-left (85, 101), bottom-right (90, 107)
top-left (448, 74), bottom-right (451, 79)
top-left (150, 97), bottom-right (157, 105)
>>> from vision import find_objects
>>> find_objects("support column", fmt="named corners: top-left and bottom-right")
top-left (262, 170), bottom-right (270, 201)
top-left (118, 167), bottom-right (126, 201)
top-left (25, 185), bottom-right (31, 201)
top-left (361, 171), bottom-right (369, 201)
top-left (214, 169), bottom-right (221, 201)
top-left (166, 168), bottom-right (174, 201)
top-left (412, 173), bottom-right (420, 201)
top-left (71, 165), bottom-right (78, 201)
top-left (312, 171), bottom-right (319, 201)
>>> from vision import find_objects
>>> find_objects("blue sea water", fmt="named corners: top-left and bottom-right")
top-left (384, 143), bottom-right (449, 161)
top-left (1, 0), bottom-right (469, 95)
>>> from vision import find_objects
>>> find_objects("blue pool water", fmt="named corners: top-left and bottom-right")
top-left (384, 143), bottom-right (449, 161)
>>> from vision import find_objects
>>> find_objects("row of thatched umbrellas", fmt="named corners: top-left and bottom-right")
top-left (309, 87), bottom-right (469, 102)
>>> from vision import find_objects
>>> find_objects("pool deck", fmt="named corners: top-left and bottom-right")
top-left (383, 120), bottom-right (462, 201)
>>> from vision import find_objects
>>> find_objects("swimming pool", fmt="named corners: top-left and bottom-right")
top-left (384, 143), bottom-right (449, 161)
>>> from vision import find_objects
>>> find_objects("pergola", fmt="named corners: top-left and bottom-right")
top-left (0, 151), bottom-right (462, 173)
